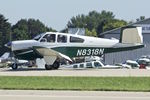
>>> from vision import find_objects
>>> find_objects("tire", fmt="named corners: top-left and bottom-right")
top-left (11, 63), bottom-right (18, 70)
top-left (52, 61), bottom-right (60, 69)
top-left (45, 64), bottom-right (53, 70)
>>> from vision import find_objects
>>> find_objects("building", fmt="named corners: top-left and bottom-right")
top-left (103, 18), bottom-right (150, 64)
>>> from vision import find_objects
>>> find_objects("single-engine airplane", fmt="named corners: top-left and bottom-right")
top-left (5, 26), bottom-right (144, 70)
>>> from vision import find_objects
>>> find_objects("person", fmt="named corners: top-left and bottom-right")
top-left (48, 34), bottom-right (55, 42)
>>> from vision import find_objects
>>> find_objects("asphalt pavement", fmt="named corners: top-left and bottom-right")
top-left (0, 68), bottom-right (150, 77)
top-left (1, 68), bottom-right (150, 100)
top-left (0, 90), bottom-right (150, 100)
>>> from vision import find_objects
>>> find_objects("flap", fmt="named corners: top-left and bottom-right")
top-left (33, 46), bottom-right (72, 62)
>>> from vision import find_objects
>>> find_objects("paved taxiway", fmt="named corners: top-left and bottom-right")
top-left (1, 68), bottom-right (150, 76)
top-left (1, 68), bottom-right (150, 100)
top-left (0, 90), bottom-right (150, 100)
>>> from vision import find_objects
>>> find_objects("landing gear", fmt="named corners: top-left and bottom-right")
top-left (45, 61), bottom-right (60, 70)
top-left (53, 61), bottom-right (60, 69)
top-left (45, 64), bottom-right (53, 70)
top-left (11, 63), bottom-right (18, 70)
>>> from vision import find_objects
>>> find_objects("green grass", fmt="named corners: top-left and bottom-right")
top-left (0, 76), bottom-right (150, 91)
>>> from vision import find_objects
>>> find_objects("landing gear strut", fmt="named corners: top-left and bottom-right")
top-left (45, 61), bottom-right (60, 70)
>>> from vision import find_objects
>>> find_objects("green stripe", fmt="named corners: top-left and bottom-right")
top-left (52, 45), bottom-right (144, 58)
top-left (13, 44), bottom-right (144, 60)
top-left (13, 49), bottom-right (43, 60)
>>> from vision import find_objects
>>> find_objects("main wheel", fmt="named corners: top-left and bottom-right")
top-left (45, 64), bottom-right (53, 70)
top-left (52, 61), bottom-right (60, 69)
top-left (11, 63), bottom-right (18, 70)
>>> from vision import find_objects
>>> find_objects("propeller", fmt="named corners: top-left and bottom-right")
top-left (5, 32), bottom-right (15, 63)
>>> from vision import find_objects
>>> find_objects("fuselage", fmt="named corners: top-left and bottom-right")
top-left (8, 32), bottom-right (143, 60)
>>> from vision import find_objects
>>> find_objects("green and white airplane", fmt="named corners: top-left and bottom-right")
top-left (6, 26), bottom-right (144, 70)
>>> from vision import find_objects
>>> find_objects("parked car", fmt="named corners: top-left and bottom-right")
top-left (140, 55), bottom-right (150, 59)
top-left (121, 60), bottom-right (140, 69)
top-left (72, 61), bottom-right (104, 69)
top-left (71, 61), bottom-right (122, 69)
top-left (137, 58), bottom-right (150, 69)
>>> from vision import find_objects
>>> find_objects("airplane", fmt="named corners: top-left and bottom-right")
top-left (5, 26), bottom-right (144, 70)
top-left (0, 52), bottom-right (30, 68)
top-left (0, 52), bottom-right (10, 63)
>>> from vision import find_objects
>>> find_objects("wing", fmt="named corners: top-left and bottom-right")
top-left (33, 46), bottom-right (72, 62)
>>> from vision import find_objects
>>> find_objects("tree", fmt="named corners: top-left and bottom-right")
top-left (12, 19), bottom-right (29, 40)
top-left (12, 19), bottom-right (56, 40)
top-left (103, 19), bottom-right (127, 32)
top-left (67, 10), bottom-right (127, 37)
top-left (85, 28), bottom-right (97, 37)
top-left (0, 14), bottom-right (11, 55)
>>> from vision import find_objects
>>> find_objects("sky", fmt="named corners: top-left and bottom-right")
top-left (0, 0), bottom-right (150, 31)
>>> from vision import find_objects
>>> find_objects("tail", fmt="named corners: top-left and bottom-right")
top-left (119, 26), bottom-right (143, 44)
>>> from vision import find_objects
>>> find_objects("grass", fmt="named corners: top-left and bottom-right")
top-left (0, 76), bottom-right (150, 91)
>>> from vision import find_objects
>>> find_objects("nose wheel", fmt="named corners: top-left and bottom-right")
top-left (11, 63), bottom-right (18, 70)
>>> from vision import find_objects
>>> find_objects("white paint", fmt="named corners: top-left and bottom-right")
top-left (44, 56), bottom-right (56, 65)
top-left (77, 49), bottom-right (104, 56)
top-left (122, 27), bottom-right (143, 44)
top-left (11, 32), bottom-right (119, 51)
top-left (36, 58), bottom-right (46, 68)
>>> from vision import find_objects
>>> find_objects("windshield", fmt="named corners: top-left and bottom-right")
top-left (33, 33), bottom-right (45, 41)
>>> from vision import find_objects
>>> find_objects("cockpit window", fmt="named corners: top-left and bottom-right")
top-left (40, 34), bottom-right (56, 43)
top-left (70, 36), bottom-right (84, 43)
top-left (33, 33), bottom-right (45, 41)
top-left (57, 35), bottom-right (67, 43)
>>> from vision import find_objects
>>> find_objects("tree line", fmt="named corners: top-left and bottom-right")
top-left (0, 10), bottom-right (145, 55)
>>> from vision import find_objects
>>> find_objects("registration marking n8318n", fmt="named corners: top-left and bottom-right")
top-left (77, 48), bottom-right (104, 56)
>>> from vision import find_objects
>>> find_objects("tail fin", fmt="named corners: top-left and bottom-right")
top-left (120, 26), bottom-right (143, 44)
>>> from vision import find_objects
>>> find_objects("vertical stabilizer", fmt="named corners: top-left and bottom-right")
top-left (120, 26), bottom-right (143, 44)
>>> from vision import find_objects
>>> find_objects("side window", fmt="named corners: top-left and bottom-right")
top-left (57, 35), bottom-right (67, 43)
top-left (40, 34), bottom-right (55, 43)
top-left (73, 64), bottom-right (78, 68)
top-left (94, 62), bottom-right (102, 67)
top-left (86, 62), bottom-right (92, 68)
top-left (70, 36), bottom-right (84, 43)
top-left (79, 64), bottom-right (84, 68)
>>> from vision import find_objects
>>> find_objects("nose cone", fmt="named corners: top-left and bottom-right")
top-left (5, 42), bottom-right (12, 48)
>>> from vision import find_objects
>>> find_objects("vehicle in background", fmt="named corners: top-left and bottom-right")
top-left (84, 56), bottom-right (102, 62)
top-left (72, 61), bottom-right (104, 69)
top-left (137, 58), bottom-right (150, 69)
top-left (8, 59), bottom-right (33, 70)
top-left (121, 60), bottom-right (140, 69)
top-left (140, 55), bottom-right (150, 59)
top-left (70, 60), bottom-right (122, 69)
top-left (0, 52), bottom-right (11, 63)
top-left (0, 52), bottom-right (32, 69)
top-left (0, 52), bottom-right (12, 68)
